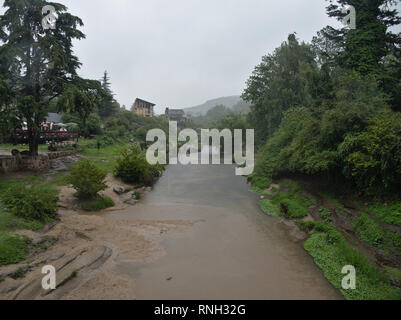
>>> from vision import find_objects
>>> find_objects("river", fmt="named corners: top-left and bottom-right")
top-left (109, 162), bottom-right (342, 300)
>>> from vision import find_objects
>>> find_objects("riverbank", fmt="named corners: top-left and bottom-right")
top-left (249, 176), bottom-right (401, 299)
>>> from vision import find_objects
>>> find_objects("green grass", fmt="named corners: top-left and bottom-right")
top-left (259, 199), bottom-right (280, 217)
top-left (368, 201), bottom-right (401, 227)
top-left (352, 214), bottom-right (388, 249)
top-left (351, 214), bottom-right (401, 253)
top-left (386, 267), bottom-right (401, 284)
top-left (320, 207), bottom-right (332, 223)
top-left (248, 175), bottom-right (272, 194)
top-left (0, 209), bottom-right (43, 232)
top-left (78, 143), bottom-right (130, 173)
top-left (0, 233), bottom-right (31, 266)
top-left (80, 197), bottom-right (115, 212)
top-left (302, 221), bottom-right (401, 300)
top-left (280, 198), bottom-right (308, 218)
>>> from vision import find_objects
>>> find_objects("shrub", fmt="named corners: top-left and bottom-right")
top-left (1, 184), bottom-right (58, 222)
top-left (280, 198), bottom-right (308, 219)
top-left (320, 207), bottom-right (332, 223)
top-left (339, 113), bottom-right (401, 195)
top-left (248, 175), bottom-right (272, 191)
top-left (114, 145), bottom-right (163, 186)
top-left (80, 197), bottom-right (115, 212)
top-left (66, 160), bottom-right (107, 200)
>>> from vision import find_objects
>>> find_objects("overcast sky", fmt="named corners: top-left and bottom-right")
top-left (2, 1), bottom-right (401, 114)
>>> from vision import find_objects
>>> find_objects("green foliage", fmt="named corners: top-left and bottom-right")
top-left (0, 209), bottom-right (43, 232)
top-left (320, 207), bottom-right (332, 223)
top-left (352, 214), bottom-right (387, 249)
top-left (0, 233), bottom-right (31, 266)
top-left (248, 176), bottom-right (272, 192)
top-left (114, 145), bottom-right (164, 186)
top-left (80, 197), bottom-right (115, 212)
top-left (368, 201), bottom-right (401, 228)
top-left (280, 198), bottom-right (308, 219)
top-left (303, 221), bottom-right (401, 300)
top-left (62, 112), bottom-right (103, 138)
top-left (1, 184), bottom-right (58, 222)
top-left (0, 0), bottom-right (107, 155)
top-left (243, 34), bottom-right (318, 145)
top-left (340, 113), bottom-right (401, 195)
top-left (259, 199), bottom-right (280, 217)
top-left (66, 160), bottom-right (107, 200)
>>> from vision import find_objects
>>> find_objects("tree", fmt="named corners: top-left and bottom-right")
top-left (98, 70), bottom-right (119, 118)
top-left (321, 0), bottom-right (401, 75)
top-left (0, 0), bottom-right (107, 155)
top-left (242, 34), bottom-right (318, 145)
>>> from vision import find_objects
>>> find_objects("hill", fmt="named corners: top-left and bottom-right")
top-left (184, 96), bottom-right (249, 116)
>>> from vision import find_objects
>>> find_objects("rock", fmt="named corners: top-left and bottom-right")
top-left (260, 196), bottom-right (265, 200)
top-left (113, 186), bottom-right (125, 195)
top-left (48, 253), bottom-right (66, 262)
top-left (124, 199), bottom-right (139, 206)
top-left (49, 159), bottom-right (68, 172)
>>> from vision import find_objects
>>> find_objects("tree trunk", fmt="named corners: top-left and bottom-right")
top-left (28, 129), bottom-right (39, 156)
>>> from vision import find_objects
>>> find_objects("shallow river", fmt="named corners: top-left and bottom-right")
top-left (109, 163), bottom-right (342, 300)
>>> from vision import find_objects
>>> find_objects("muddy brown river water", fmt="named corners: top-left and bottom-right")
top-left (109, 163), bottom-right (342, 300)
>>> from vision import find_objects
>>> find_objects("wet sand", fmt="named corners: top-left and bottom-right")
top-left (109, 163), bottom-right (342, 300)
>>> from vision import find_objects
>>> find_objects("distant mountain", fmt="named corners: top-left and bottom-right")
top-left (184, 96), bottom-right (249, 116)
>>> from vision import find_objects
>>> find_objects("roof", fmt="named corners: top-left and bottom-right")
top-left (166, 109), bottom-right (185, 116)
top-left (134, 98), bottom-right (156, 107)
top-left (45, 113), bottom-right (62, 123)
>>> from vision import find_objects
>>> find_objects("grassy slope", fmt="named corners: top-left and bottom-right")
top-left (250, 177), bottom-right (401, 300)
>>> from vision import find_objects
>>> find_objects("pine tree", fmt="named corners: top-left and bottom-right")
top-left (322, 0), bottom-right (401, 74)
top-left (98, 70), bottom-right (119, 118)
top-left (0, 0), bottom-right (107, 155)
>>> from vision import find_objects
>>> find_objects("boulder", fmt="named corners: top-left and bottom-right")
top-left (113, 186), bottom-right (125, 195)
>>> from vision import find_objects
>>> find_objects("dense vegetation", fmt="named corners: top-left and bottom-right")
top-left (244, 0), bottom-right (401, 196)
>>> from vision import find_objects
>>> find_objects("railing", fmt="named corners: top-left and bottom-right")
top-left (14, 130), bottom-right (78, 143)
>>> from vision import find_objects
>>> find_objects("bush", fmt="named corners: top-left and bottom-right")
top-left (67, 160), bottom-right (107, 200)
top-left (339, 113), bottom-right (401, 195)
top-left (80, 197), bottom-right (115, 212)
top-left (1, 184), bottom-right (58, 222)
top-left (280, 198), bottom-right (308, 219)
top-left (248, 175), bottom-right (272, 192)
top-left (114, 145), bottom-right (164, 186)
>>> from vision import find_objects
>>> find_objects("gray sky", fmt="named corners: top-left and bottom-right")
top-left (60, 0), bottom-right (344, 114)
top-left (2, 1), bottom-right (401, 114)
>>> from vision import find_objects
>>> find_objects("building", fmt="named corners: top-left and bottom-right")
top-left (165, 108), bottom-right (186, 122)
top-left (132, 98), bottom-right (155, 117)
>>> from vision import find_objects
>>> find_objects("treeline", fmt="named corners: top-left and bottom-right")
top-left (57, 70), bottom-right (169, 147)
top-left (244, 0), bottom-right (401, 196)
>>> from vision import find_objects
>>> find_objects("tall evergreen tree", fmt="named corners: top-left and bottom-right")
top-left (98, 70), bottom-right (119, 118)
top-left (322, 0), bottom-right (401, 75)
top-left (0, 0), bottom-right (107, 155)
